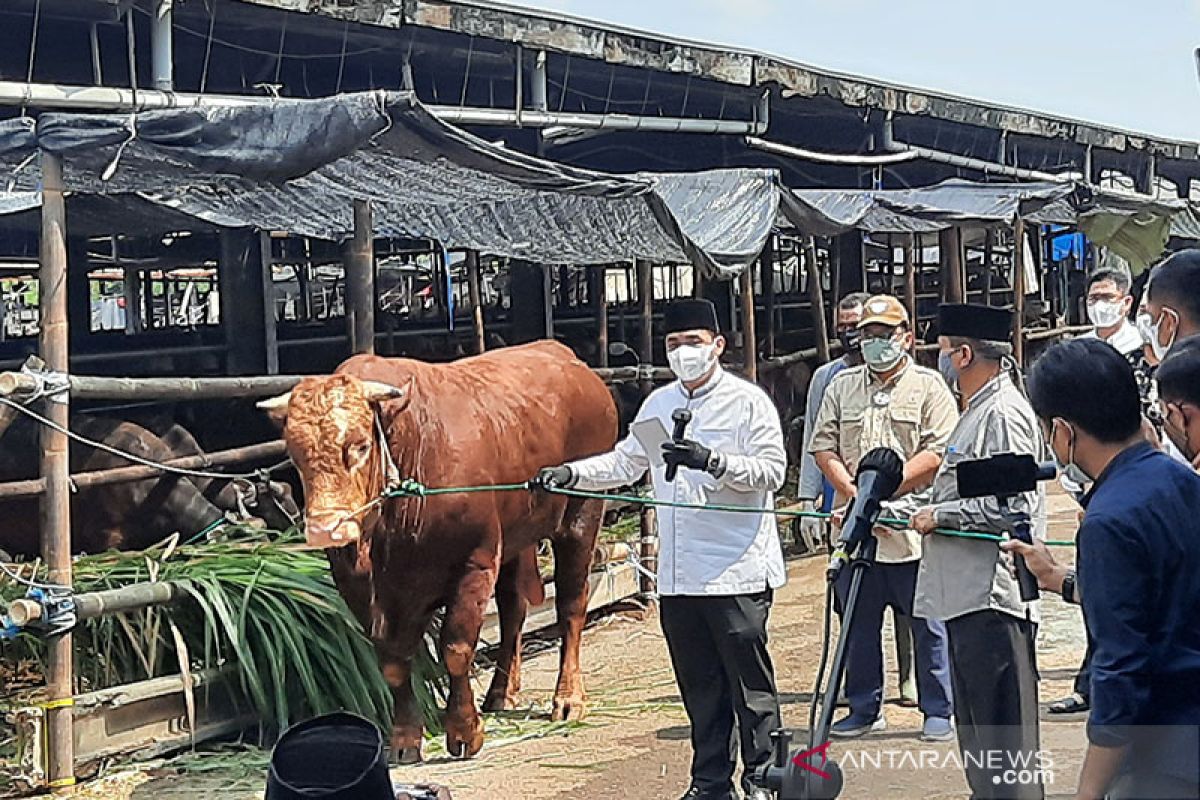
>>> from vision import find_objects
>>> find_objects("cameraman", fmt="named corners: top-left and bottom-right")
top-left (1004, 339), bottom-right (1200, 800)
top-left (910, 304), bottom-right (1044, 800)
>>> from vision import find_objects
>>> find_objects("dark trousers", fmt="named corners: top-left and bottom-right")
top-left (660, 590), bottom-right (782, 796)
top-left (834, 560), bottom-right (953, 719)
top-left (1072, 631), bottom-right (1094, 701)
top-left (945, 610), bottom-right (1043, 800)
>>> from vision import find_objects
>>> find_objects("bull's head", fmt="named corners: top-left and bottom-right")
top-left (257, 374), bottom-right (410, 549)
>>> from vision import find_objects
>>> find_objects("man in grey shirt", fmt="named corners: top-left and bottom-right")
top-left (911, 304), bottom-right (1045, 800)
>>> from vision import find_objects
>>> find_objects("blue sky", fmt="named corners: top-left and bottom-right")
top-left (519, 0), bottom-right (1200, 142)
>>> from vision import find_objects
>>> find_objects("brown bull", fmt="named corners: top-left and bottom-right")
top-left (258, 341), bottom-right (617, 761)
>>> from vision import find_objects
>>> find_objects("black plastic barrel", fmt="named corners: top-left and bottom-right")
top-left (265, 712), bottom-right (395, 799)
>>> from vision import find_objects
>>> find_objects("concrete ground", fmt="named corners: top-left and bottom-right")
top-left (73, 488), bottom-right (1088, 800)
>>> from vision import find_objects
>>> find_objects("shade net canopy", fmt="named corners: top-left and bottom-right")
top-left (778, 178), bottom-right (1200, 273)
top-left (0, 93), bottom-right (780, 275)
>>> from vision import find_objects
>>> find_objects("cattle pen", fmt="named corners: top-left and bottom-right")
top-left (0, 0), bottom-right (1199, 796)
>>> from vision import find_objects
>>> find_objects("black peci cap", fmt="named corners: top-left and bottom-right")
top-left (663, 298), bottom-right (720, 335)
top-left (266, 712), bottom-right (395, 800)
top-left (937, 303), bottom-right (1013, 343)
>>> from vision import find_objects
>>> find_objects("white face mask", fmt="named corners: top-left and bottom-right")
top-left (1147, 307), bottom-right (1179, 361)
top-left (1051, 419), bottom-right (1092, 486)
top-left (668, 342), bottom-right (718, 382)
top-left (1087, 299), bottom-right (1125, 329)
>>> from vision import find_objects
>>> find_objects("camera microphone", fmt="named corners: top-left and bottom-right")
top-left (827, 447), bottom-right (905, 581)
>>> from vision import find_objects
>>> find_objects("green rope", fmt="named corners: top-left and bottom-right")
top-left (380, 479), bottom-right (1076, 548)
top-left (185, 517), bottom-right (226, 546)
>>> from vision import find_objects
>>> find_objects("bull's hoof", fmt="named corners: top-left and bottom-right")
top-left (395, 746), bottom-right (423, 765)
top-left (390, 729), bottom-right (424, 765)
top-left (551, 693), bottom-right (588, 722)
top-left (481, 692), bottom-right (517, 713)
top-left (444, 714), bottom-right (485, 759)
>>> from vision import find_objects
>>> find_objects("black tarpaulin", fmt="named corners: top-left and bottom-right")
top-left (0, 92), bottom-right (780, 275)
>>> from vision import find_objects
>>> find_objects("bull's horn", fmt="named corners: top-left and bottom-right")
top-left (256, 391), bottom-right (293, 414)
top-left (360, 380), bottom-right (407, 403)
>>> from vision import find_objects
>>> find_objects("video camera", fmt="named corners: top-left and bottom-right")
top-left (753, 452), bottom-right (1056, 799)
top-left (956, 453), bottom-right (1057, 602)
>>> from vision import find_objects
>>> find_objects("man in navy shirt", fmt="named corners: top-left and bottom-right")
top-left (1005, 339), bottom-right (1200, 799)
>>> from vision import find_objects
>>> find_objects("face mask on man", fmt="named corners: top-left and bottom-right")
top-left (1087, 299), bottom-right (1126, 329)
top-left (937, 347), bottom-right (963, 389)
top-left (838, 329), bottom-right (862, 354)
top-left (668, 342), bottom-right (718, 382)
top-left (1163, 402), bottom-right (1197, 462)
top-left (1140, 307), bottom-right (1179, 361)
top-left (861, 334), bottom-right (905, 372)
top-left (1050, 419), bottom-right (1092, 486)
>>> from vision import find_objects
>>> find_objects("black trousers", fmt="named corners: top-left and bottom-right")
top-left (945, 610), bottom-right (1043, 800)
top-left (660, 590), bottom-right (782, 796)
top-left (1072, 630), bottom-right (1094, 701)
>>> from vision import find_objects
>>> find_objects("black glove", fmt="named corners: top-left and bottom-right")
top-left (661, 439), bottom-right (717, 476)
top-left (532, 465), bottom-right (575, 490)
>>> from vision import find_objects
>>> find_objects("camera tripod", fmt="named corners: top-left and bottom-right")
top-left (752, 536), bottom-right (884, 799)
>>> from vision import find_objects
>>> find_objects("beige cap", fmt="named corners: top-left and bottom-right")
top-left (857, 294), bottom-right (910, 329)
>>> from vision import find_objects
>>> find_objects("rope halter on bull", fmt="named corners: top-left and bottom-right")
top-left (325, 410), bottom-right (410, 531)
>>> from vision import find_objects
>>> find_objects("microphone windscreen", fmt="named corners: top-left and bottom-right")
top-left (856, 447), bottom-right (905, 499)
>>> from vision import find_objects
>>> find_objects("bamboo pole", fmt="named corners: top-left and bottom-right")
top-left (982, 229), bottom-right (994, 305)
top-left (636, 260), bottom-right (653, 394)
top-left (941, 227), bottom-right (965, 303)
top-left (345, 200), bottom-right (375, 355)
top-left (903, 234), bottom-right (917, 324)
top-left (542, 265), bottom-right (554, 339)
top-left (761, 235), bottom-right (777, 357)
top-left (465, 251), bottom-right (486, 354)
top-left (804, 236), bottom-right (831, 363)
top-left (260, 232), bottom-right (279, 375)
top-left (1013, 218), bottom-right (1027, 365)
top-left (590, 267), bottom-right (608, 367)
top-left (39, 150), bottom-right (75, 794)
top-left (8, 581), bottom-right (184, 627)
top-left (638, 505), bottom-right (658, 596)
top-left (0, 372), bottom-right (305, 402)
top-left (739, 266), bottom-right (758, 381)
top-left (1023, 324), bottom-right (1090, 342)
top-left (0, 440), bottom-right (288, 500)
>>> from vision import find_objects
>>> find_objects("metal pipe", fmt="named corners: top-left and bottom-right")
top-left (746, 136), bottom-right (919, 166)
top-left (433, 104), bottom-right (768, 134)
top-left (89, 23), bottom-right (103, 86)
top-left (151, 0), bottom-right (174, 92)
top-left (0, 80), bottom-right (768, 134)
top-left (38, 150), bottom-right (75, 793)
top-left (531, 51), bottom-right (548, 112)
top-left (880, 114), bottom-right (1066, 183)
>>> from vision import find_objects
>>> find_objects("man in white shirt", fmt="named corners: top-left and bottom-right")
top-left (536, 298), bottom-right (786, 800)
top-left (1081, 269), bottom-right (1141, 358)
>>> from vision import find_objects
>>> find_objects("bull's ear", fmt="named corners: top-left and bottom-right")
top-left (360, 377), bottom-right (412, 408)
top-left (256, 391), bottom-right (292, 425)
